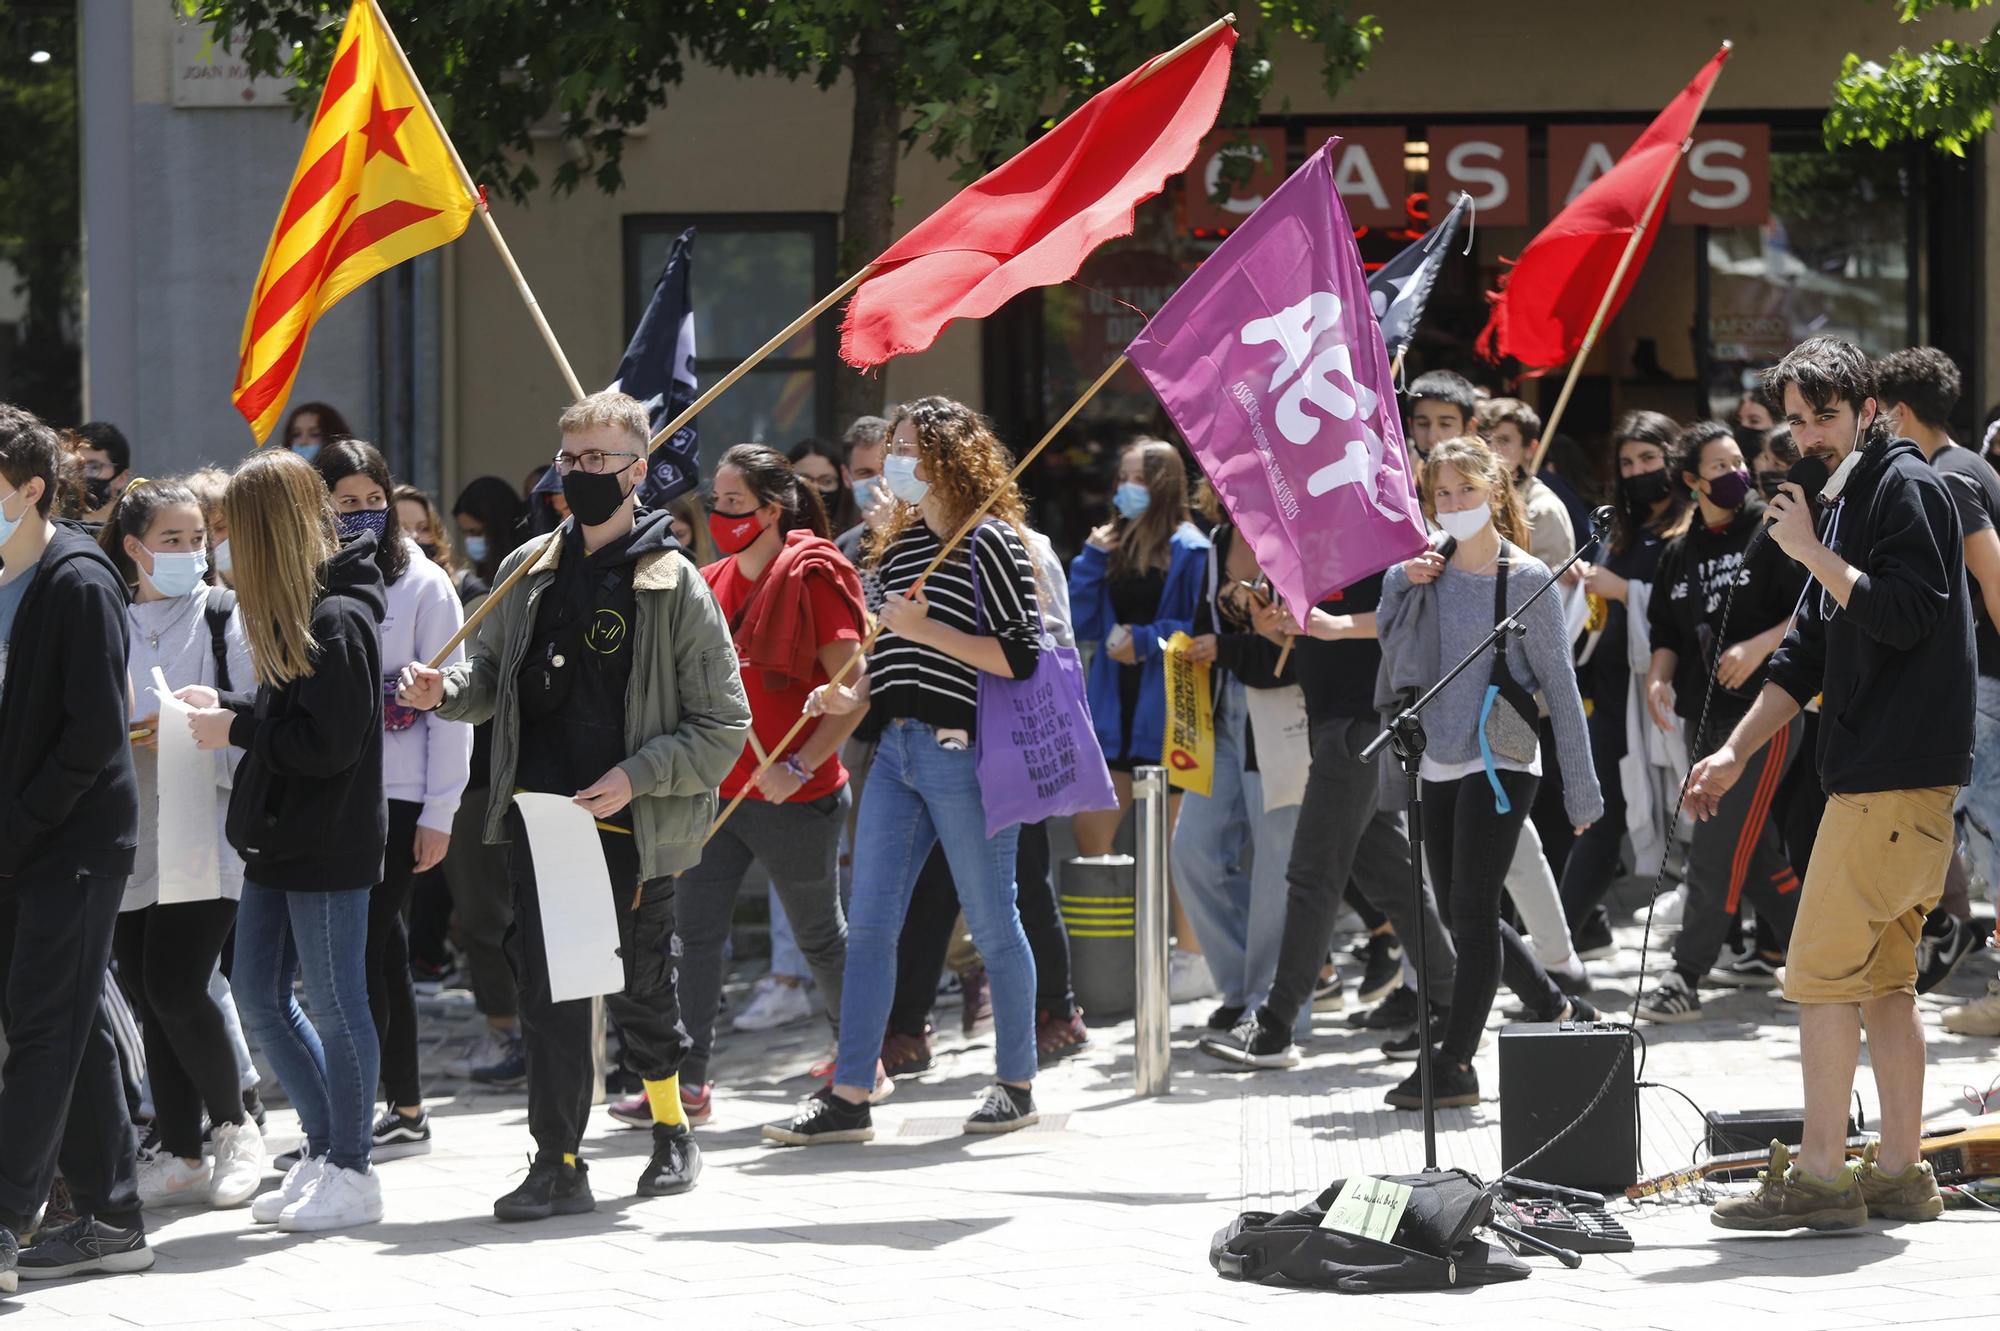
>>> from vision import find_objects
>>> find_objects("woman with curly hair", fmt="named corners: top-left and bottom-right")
top-left (763, 397), bottom-right (1045, 1148)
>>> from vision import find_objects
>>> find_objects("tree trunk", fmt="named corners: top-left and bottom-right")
top-left (832, 19), bottom-right (901, 434)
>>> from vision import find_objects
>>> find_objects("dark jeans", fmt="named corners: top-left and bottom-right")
top-left (675, 789), bottom-right (849, 1088)
top-left (365, 799), bottom-right (424, 1109)
top-left (1528, 716), bottom-right (1575, 882)
top-left (112, 899), bottom-right (243, 1161)
top-left (1265, 715), bottom-right (1452, 1030)
top-left (0, 874), bottom-right (142, 1233)
top-left (503, 809), bottom-right (689, 1160)
top-left (1558, 714), bottom-right (1630, 930)
top-left (443, 787), bottom-right (516, 1020)
top-left (1342, 882), bottom-right (1388, 932)
top-left (889, 821), bottom-right (1076, 1033)
top-left (1424, 771), bottom-right (1566, 1064)
top-left (1674, 714), bottom-right (1803, 982)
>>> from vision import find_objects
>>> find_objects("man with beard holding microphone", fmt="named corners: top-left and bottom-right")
top-left (1687, 336), bottom-right (1970, 1231)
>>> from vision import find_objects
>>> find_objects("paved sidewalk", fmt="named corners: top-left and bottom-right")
top-left (5, 877), bottom-right (1997, 1329)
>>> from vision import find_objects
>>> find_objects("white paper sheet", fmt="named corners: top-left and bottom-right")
top-left (151, 667), bottom-right (222, 905)
top-left (1244, 683), bottom-right (1312, 811)
top-left (512, 792), bottom-right (626, 1003)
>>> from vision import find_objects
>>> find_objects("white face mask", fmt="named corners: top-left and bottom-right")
top-left (1436, 505), bottom-right (1493, 542)
top-left (211, 537), bottom-right (232, 577)
top-left (883, 454), bottom-right (930, 505)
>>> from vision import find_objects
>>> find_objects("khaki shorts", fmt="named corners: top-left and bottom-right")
top-left (1784, 786), bottom-right (1955, 1004)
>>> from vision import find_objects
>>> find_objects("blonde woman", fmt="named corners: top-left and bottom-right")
top-left (177, 448), bottom-right (388, 1233)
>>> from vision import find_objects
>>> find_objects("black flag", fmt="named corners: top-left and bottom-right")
top-left (1367, 195), bottom-right (1469, 363)
top-left (535, 227), bottom-right (699, 518)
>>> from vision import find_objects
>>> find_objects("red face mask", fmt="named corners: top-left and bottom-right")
top-left (709, 509), bottom-right (765, 556)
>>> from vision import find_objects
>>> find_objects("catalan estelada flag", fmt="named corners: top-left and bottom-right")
top-left (232, 0), bottom-right (475, 441)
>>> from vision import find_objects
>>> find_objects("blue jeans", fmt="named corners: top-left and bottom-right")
top-left (835, 719), bottom-right (1037, 1088)
top-left (235, 883), bottom-right (377, 1172)
top-left (1957, 674), bottom-right (2000, 909)
top-left (1172, 679), bottom-right (1307, 1037)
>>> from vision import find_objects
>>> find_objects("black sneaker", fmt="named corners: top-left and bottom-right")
top-left (1198, 1010), bottom-right (1300, 1069)
top-left (1, 1225), bottom-right (16, 1296)
top-left (1205, 1002), bottom-right (1246, 1032)
top-left (1311, 968), bottom-right (1345, 1012)
top-left (372, 1107), bottom-right (433, 1161)
top-left (1711, 942), bottom-right (1783, 989)
top-left (1561, 995), bottom-right (1601, 1023)
top-left (963, 1083), bottom-right (1039, 1135)
top-left (762, 1086), bottom-right (875, 1146)
top-left (1346, 984), bottom-right (1421, 1031)
top-left (1386, 1054), bottom-right (1479, 1110)
top-left (1573, 906), bottom-right (1616, 962)
top-left (1916, 911), bottom-right (1979, 995)
top-left (493, 1155), bottom-right (595, 1222)
top-left (1380, 1007), bottom-right (1448, 1061)
top-left (243, 1088), bottom-right (268, 1132)
top-left (1637, 972), bottom-right (1702, 1023)
top-left (16, 1215), bottom-right (153, 1280)
top-left (1355, 933), bottom-right (1406, 1007)
top-left (636, 1123), bottom-right (702, 1196)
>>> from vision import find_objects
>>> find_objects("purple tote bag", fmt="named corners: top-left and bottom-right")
top-left (967, 525), bottom-right (1117, 837)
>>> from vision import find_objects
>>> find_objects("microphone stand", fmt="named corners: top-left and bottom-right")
top-left (1358, 505), bottom-right (1615, 1172)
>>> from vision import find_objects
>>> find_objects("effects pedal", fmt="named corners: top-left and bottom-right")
top-left (1495, 1198), bottom-right (1635, 1255)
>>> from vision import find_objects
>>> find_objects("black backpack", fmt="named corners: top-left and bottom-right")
top-left (204, 588), bottom-right (237, 693)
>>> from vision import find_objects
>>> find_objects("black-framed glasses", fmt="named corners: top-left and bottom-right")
top-left (552, 449), bottom-right (640, 476)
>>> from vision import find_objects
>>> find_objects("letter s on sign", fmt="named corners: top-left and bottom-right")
top-left (1685, 139), bottom-right (1750, 211)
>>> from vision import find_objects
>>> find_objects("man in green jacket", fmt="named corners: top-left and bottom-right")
top-left (400, 391), bottom-right (749, 1220)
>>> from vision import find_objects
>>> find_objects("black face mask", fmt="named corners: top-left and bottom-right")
top-left (561, 466), bottom-right (634, 527)
top-left (85, 475), bottom-right (115, 510)
top-left (1619, 469), bottom-right (1673, 508)
top-left (417, 541), bottom-right (440, 562)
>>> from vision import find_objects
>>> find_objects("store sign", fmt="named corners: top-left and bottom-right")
top-left (172, 22), bottom-right (293, 108)
top-left (1184, 122), bottom-right (1770, 234)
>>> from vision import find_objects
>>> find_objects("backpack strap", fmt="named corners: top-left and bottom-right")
top-left (203, 587), bottom-right (238, 694)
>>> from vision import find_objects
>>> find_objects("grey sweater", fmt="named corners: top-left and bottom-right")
top-left (1377, 544), bottom-right (1603, 827)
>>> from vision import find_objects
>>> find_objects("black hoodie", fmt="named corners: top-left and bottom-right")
top-left (1767, 436), bottom-right (1975, 794)
top-left (0, 523), bottom-right (139, 885)
top-left (224, 531), bottom-right (389, 892)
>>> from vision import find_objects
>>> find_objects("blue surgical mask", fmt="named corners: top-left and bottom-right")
top-left (883, 454), bottom-right (930, 505)
top-left (851, 474), bottom-right (886, 514)
top-left (338, 508), bottom-right (389, 541)
top-left (1113, 482), bottom-right (1151, 521)
top-left (0, 488), bottom-right (22, 547)
top-left (145, 548), bottom-right (209, 598)
top-left (292, 442), bottom-right (321, 465)
top-left (463, 534), bottom-right (489, 563)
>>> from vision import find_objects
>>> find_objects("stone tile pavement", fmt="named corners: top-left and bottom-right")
top-left (5, 877), bottom-right (1997, 1329)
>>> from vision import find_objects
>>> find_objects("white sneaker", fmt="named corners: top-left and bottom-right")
top-left (442, 1030), bottom-right (510, 1079)
top-left (1169, 950), bottom-right (1217, 1003)
top-left (136, 1152), bottom-right (211, 1209)
top-left (733, 977), bottom-right (813, 1032)
top-left (252, 1153), bottom-right (325, 1224)
top-left (209, 1120), bottom-right (266, 1209)
top-left (278, 1162), bottom-right (383, 1233)
top-left (1633, 887), bottom-right (1686, 931)
top-left (1944, 980), bottom-right (2000, 1037)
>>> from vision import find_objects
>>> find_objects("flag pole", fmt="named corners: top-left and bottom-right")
top-left (367, 0), bottom-right (587, 402)
top-left (1528, 39), bottom-right (1730, 476)
top-left (704, 354), bottom-right (1131, 844)
top-left (646, 12), bottom-right (1235, 457)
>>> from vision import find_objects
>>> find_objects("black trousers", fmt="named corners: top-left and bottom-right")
top-left (888, 821), bottom-right (1077, 1034)
top-left (1424, 772), bottom-right (1566, 1064)
top-left (0, 873), bottom-right (141, 1233)
top-left (112, 899), bottom-right (243, 1161)
top-left (364, 799), bottom-right (425, 1109)
top-left (1557, 713), bottom-right (1631, 930)
top-left (503, 809), bottom-right (690, 1160)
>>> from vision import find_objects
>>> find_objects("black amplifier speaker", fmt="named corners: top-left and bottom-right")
top-left (1497, 1022), bottom-right (1638, 1192)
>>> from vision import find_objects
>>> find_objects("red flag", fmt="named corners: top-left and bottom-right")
top-left (839, 26), bottom-right (1236, 369)
top-left (1477, 45), bottom-right (1730, 372)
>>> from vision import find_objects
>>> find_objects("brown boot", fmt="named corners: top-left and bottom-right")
top-left (1710, 1141), bottom-right (1867, 1232)
top-left (1854, 1141), bottom-right (1944, 1222)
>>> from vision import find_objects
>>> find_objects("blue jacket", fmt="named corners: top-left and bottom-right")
top-left (1069, 523), bottom-right (1211, 763)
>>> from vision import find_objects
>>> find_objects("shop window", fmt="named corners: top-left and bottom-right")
top-left (622, 214), bottom-right (837, 477)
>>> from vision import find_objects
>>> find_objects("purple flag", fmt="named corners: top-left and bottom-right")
top-left (1127, 139), bottom-right (1427, 623)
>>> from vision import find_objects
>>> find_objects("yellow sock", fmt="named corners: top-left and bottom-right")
top-left (562, 1152), bottom-right (578, 1167)
top-left (645, 1075), bottom-right (686, 1128)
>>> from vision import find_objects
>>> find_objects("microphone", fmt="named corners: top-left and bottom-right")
top-left (1588, 505), bottom-right (1616, 535)
top-left (1749, 453), bottom-right (1833, 557)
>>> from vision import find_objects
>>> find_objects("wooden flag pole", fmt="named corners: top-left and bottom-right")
top-left (705, 354), bottom-right (1132, 843)
top-left (1527, 39), bottom-right (1730, 477)
top-left (368, 0), bottom-right (587, 402)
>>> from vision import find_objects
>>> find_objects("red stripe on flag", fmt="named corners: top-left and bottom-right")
top-left (309, 39), bottom-right (362, 130)
top-left (233, 323), bottom-right (316, 426)
top-left (321, 197), bottom-right (447, 274)
top-left (268, 138), bottom-right (351, 257)
top-left (247, 194), bottom-right (361, 347)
